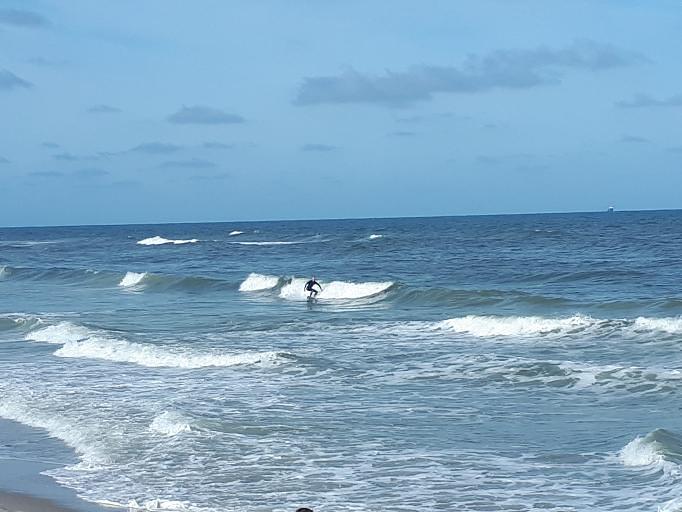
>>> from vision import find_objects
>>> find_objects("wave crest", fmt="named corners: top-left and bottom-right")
top-left (239, 273), bottom-right (280, 292)
top-left (633, 316), bottom-right (682, 334)
top-left (119, 272), bottom-right (148, 288)
top-left (279, 278), bottom-right (394, 301)
top-left (620, 429), bottom-right (682, 475)
top-left (437, 314), bottom-right (594, 337)
top-left (26, 322), bottom-right (287, 369)
top-left (137, 236), bottom-right (199, 246)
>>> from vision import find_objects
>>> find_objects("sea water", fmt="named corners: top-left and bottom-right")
top-left (1, 211), bottom-right (682, 511)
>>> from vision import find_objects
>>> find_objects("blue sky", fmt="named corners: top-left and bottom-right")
top-left (1, 1), bottom-right (680, 226)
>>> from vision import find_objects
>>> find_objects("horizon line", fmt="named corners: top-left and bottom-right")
top-left (1, 207), bottom-right (680, 230)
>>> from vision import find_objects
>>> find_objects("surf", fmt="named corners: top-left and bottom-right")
top-left (137, 236), bottom-right (199, 245)
top-left (25, 321), bottom-right (290, 369)
top-left (279, 278), bottom-right (395, 301)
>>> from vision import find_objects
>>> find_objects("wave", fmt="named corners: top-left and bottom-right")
top-left (279, 278), bottom-right (394, 301)
top-left (620, 429), bottom-right (682, 476)
top-left (0, 313), bottom-right (43, 332)
top-left (126, 499), bottom-right (190, 511)
top-left (26, 322), bottom-right (288, 369)
top-left (0, 265), bottom-right (231, 293)
top-left (119, 271), bottom-right (148, 288)
top-left (149, 411), bottom-right (193, 437)
top-left (368, 234), bottom-right (383, 240)
top-left (436, 314), bottom-right (594, 337)
top-left (137, 236), bottom-right (199, 246)
top-left (228, 230), bottom-right (244, 236)
top-left (633, 316), bottom-right (682, 334)
top-left (239, 273), bottom-right (280, 292)
top-left (0, 391), bottom-right (109, 465)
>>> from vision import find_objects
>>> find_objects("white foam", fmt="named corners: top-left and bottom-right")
top-left (279, 278), bottom-right (394, 301)
top-left (369, 234), bottom-right (383, 240)
top-left (0, 266), bottom-right (7, 279)
top-left (26, 321), bottom-right (92, 344)
top-left (118, 271), bottom-right (148, 287)
top-left (633, 317), bottom-right (682, 334)
top-left (137, 236), bottom-right (199, 246)
top-left (620, 436), bottom-right (665, 467)
top-left (56, 338), bottom-right (283, 368)
top-left (127, 499), bottom-right (190, 511)
top-left (437, 314), bottom-right (593, 337)
top-left (28, 322), bottom-right (285, 368)
top-left (228, 230), bottom-right (244, 236)
top-left (0, 313), bottom-right (42, 330)
top-left (660, 498), bottom-right (682, 512)
top-left (0, 394), bottom-right (108, 464)
top-left (239, 273), bottom-right (280, 292)
top-left (149, 411), bottom-right (192, 436)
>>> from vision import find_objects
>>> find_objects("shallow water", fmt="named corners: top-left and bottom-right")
top-left (1, 211), bottom-right (682, 511)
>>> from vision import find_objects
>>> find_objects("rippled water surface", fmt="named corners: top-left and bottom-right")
top-left (1, 211), bottom-right (682, 511)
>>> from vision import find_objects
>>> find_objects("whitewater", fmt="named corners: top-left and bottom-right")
top-left (2, 211), bottom-right (682, 511)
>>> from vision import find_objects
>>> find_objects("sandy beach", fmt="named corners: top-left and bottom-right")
top-left (0, 490), bottom-right (80, 512)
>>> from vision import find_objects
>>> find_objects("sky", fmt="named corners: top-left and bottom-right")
top-left (1, 0), bottom-right (681, 226)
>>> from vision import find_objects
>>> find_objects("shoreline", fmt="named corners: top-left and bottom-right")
top-left (0, 419), bottom-right (115, 512)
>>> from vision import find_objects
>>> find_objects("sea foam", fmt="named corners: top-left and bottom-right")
top-left (149, 411), bottom-right (192, 436)
top-left (279, 278), bottom-right (394, 300)
top-left (239, 273), bottom-right (280, 292)
top-left (119, 272), bottom-right (148, 287)
top-left (620, 436), bottom-right (665, 467)
top-left (26, 322), bottom-right (285, 369)
top-left (137, 236), bottom-right (199, 246)
top-left (633, 317), bottom-right (682, 334)
top-left (0, 393), bottom-right (109, 464)
top-left (437, 314), bottom-right (593, 337)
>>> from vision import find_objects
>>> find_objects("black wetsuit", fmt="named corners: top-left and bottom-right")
top-left (304, 280), bottom-right (321, 297)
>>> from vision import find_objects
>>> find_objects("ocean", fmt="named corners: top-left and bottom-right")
top-left (1, 211), bottom-right (682, 511)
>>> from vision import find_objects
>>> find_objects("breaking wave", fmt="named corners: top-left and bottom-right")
top-left (149, 411), bottom-right (193, 437)
top-left (620, 429), bottom-right (682, 477)
top-left (25, 322), bottom-right (288, 369)
top-left (0, 313), bottom-right (43, 332)
top-left (279, 278), bottom-right (394, 301)
top-left (119, 272), bottom-right (148, 288)
top-left (633, 316), bottom-right (682, 334)
top-left (239, 273), bottom-right (280, 292)
top-left (437, 314), bottom-right (594, 337)
top-left (228, 230), bottom-right (244, 236)
top-left (368, 234), bottom-right (383, 240)
top-left (137, 236), bottom-right (199, 246)
top-left (0, 391), bottom-right (110, 464)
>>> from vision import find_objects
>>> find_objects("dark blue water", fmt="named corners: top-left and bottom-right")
top-left (1, 211), bottom-right (682, 511)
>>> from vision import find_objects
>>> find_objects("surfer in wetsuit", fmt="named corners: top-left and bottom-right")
top-left (304, 277), bottom-right (322, 299)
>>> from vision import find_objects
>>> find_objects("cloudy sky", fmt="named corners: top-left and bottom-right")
top-left (1, 1), bottom-right (680, 226)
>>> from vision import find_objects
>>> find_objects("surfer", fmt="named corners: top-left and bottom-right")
top-left (304, 276), bottom-right (322, 299)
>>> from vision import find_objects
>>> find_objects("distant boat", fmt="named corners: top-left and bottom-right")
top-left (608, 206), bottom-right (614, 212)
